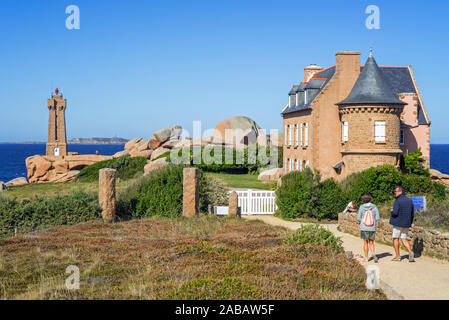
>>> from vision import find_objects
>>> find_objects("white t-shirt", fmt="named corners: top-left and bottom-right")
top-left (344, 201), bottom-right (356, 213)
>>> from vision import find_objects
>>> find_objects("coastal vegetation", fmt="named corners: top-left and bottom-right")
top-left (75, 155), bottom-right (147, 182)
top-left (0, 216), bottom-right (385, 300)
top-left (276, 165), bottom-right (448, 223)
top-left (117, 165), bottom-right (229, 219)
top-left (153, 145), bottom-right (283, 174)
top-left (0, 191), bottom-right (101, 238)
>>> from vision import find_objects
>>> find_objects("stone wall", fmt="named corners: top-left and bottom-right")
top-left (338, 212), bottom-right (449, 260)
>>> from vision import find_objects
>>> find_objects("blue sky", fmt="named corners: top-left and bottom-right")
top-left (0, 0), bottom-right (448, 143)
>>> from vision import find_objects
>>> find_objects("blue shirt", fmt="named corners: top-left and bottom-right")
top-left (389, 194), bottom-right (414, 228)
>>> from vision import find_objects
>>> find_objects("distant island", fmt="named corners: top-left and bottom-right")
top-left (2, 138), bottom-right (129, 145)
top-left (68, 137), bottom-right (129, 145)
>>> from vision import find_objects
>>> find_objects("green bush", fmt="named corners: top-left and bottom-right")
top-left (316, 179), bottom-right (349, 220)
top-left (118, 164), bottom-right (228, 219)
top-left (401, 174), bottom-right (447, 200)
top-left (0, 191), bottom-right (101, 239)
top-left (403, 148), bottom-right (430, 176)
top-left (275, 168), bottom-right (321, 219)
top-left (284, 224), bottom-right (343, 252)
top-left (75, 155), bottom-right (147, 182)
top-left (153, 145), bottom-right (282, 174)
top-left (342, 165), bottom-right (403, 204)
top-left (342, 164), bottom-right (446, 204)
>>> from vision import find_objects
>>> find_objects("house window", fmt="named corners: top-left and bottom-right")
top-left (305, 123), bottom-right (309, 147)
top-left (299, 159), bottom-right (303, 172)
top-left (342, 121), bottom-right (348, 142)
top-left (400, 129), bottom-right (405, 145)
top-left (305, 160), bottom-right (309, 168)
top-left (296, 124), bottom-right (299, 146)
top-left (290, 125), bottom-right (293, 146)
top-left (300, 123), bottom-right (303, 146)
top-left (285, 125), bottom-right (288, 146)
top-left (284, 158), bottom-right (287, 174)
top-left (375, 121), bottom-right (386, 142)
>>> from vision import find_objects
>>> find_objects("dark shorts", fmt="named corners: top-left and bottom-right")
top-left (361, 231), bottom-right (375, 240)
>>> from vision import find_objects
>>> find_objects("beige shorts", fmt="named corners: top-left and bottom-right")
top-left (392, 226), bottom-right (409, 239)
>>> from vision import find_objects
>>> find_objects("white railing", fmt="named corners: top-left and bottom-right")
top-left (234, 189), bottom-right (277, 215)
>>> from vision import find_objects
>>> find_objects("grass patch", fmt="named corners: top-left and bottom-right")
top-left (0, 216), bottom-right (385, 300)
top-left (204, 172), bottom-right (274, 190)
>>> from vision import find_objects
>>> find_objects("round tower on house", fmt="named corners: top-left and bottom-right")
top-left (336, 53), bottom-right (406, 176)
top-left (46, 88), bottom-right (68, 157)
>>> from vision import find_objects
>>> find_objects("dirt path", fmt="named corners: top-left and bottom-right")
top-left (243, 215), bottom-right (449, 300)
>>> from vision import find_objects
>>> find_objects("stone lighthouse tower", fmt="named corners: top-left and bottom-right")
top-left (46, 88), bottom-right (68, 157)
top-left (336, 52), bottom-right (406, 176)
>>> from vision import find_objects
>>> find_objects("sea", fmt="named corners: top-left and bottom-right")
top-left (0, 144), bottom-right (125, 182)
top-left (0, 144), bottom-right (448, 183)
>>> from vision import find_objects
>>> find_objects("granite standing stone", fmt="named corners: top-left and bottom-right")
top-left (99, 168), bottom-right (117, 223)
top-left (183, 168), bottom-right (199, 217)
top-left (229, 191), bottom-right (239, 217)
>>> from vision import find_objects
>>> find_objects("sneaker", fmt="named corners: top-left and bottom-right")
top-left (392, 257), bottom-right (401, 262)
top-left (409, 251), bottom-right (415, 263)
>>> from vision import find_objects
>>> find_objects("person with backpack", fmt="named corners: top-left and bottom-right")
top-left (357, 193), bottom-right (380, 263)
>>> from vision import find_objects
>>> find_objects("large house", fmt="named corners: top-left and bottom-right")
top-left (281, 50), bottom-right (430, 180)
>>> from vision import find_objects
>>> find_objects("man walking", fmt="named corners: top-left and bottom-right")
top-left (390, 186), bottom-right (415, 262)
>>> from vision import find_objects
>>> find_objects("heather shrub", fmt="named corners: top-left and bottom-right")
top-left (284, 224), bottom-right (343, 252)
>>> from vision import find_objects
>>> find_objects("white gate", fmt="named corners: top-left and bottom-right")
top-left (234, 189), bottom-right (277, 215)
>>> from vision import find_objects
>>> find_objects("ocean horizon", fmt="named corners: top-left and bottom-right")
top-left (0, 144), bottom-right (125, 182)
top-left (0, 144), bottom-right (448, 183)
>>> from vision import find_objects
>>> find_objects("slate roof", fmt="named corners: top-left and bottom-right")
top-left (337, 55), bottom-right (406, 106)
top-left (281, 57), bottom-right (429, 125)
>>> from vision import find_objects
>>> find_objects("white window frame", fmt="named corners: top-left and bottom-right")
top-left (400, 129), bottom-right (405, 145)
top-left (299, 159), bottom-right (303, 172)
top-left (296, 93), bottom-right (299, 107)
top-left (305, 160), bottom-right (309, 168)
top-left (300, 123), bottom-right (303, 147)
top-left (375, 121), bottom-right (386, 142)
top-left (290, 125), bottom-right (293, 146)
top-left (284, 158), bottom-right (287, 174)
top-left (343, 121), bottom-right (349, 142)
top-left (305, 122), bottom-right (309, 147)
top-left (295, 124), bottom-right (299, 146)
top-left (285, 125), bottom-right (288, 146)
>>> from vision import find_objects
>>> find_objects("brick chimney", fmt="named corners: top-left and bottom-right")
top-left (335, 51), bottom-right (361, 99)
top-left (304, 64), bottom-right (323, 82)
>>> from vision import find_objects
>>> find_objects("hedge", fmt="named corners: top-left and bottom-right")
top-left (153, 145), bottom-right (282, 174)
top-left (117, 164), bottom-right (228, 219)
top-left (75, 155), bottom-right (147, 182)
top-left (276, 164), bottom-right (447, 220)
top-left (0, 191), bottom-right (101, 239)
